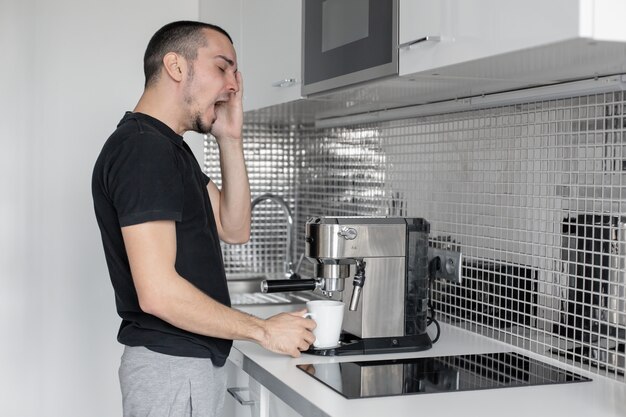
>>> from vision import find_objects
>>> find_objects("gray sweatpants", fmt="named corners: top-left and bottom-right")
top-left (119, 346), bottom-right (227, 417)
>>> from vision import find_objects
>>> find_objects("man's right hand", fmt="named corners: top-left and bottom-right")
top-left (260, 309), bottom-right (316, 357)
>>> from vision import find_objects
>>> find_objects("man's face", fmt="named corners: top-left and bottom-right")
top-left (183, 29), bottom-right (238, 134)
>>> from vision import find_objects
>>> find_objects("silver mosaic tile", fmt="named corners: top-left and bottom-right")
top-left (205, 90), bottom-right (626, 382)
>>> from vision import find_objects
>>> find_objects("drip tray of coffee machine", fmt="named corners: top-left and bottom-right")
top-left (305, 332), bottom-right (432, 356)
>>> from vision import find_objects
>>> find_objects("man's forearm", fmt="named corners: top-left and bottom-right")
top-left (217, 139), bottom-right (251, 242)
top-left (143, 269), bottom-right (267, 343)
top-left (143, 269), bottom-right (316, 358)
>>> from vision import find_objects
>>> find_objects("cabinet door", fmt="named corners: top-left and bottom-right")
top-left (241, 0), bottom-right (302, 111)
top-left (223, 360), bottom-right (260, 417)
top-left (399, 0), bottom-right (579, 77)
top-left (267, 392), bottom-right (302, 417)
top-left (399, 0), bottom-right (444, 46)
top-left (223, 358), bottom-right (303, 417)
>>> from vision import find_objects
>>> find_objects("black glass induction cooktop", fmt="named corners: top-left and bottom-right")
top-left (297, 352), bottom-right (591, 399)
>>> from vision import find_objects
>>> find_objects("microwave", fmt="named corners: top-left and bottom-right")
top-left (302, 0), bottom-right (398, 96)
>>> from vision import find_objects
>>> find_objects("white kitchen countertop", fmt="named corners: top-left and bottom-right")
top-left (232, 305), bottom-right (626, 417)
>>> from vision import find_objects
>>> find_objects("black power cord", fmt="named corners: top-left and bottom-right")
top-left (427, 257), bottom-right (441, 344)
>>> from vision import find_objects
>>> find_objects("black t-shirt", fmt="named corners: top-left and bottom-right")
top-left (92, 112), bottom-right (231, 366)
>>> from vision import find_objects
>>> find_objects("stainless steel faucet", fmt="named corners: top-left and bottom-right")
top-left (250, 193), bottom-right (296, 279)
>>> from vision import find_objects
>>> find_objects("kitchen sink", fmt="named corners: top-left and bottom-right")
top-left (226, 273), bottom-right (270, 294)
top-left (226, 274), bottom-right (325, 306)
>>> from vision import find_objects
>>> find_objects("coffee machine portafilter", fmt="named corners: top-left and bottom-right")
top-left (262, 216), bottom-right (434, 356)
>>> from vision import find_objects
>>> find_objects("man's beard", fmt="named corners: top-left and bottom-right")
top-left (191, 112), bottom-right (213, 135)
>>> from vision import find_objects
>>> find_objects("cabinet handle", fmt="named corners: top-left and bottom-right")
top-left (272, 78), bottom-right (298, 88)
top-left (226, 387), bottom-right (257, 406)
top-left (398, 35), bottom-right (442, 49)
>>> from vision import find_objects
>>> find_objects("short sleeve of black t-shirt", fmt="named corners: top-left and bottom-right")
top-left (92, 112), bottom-right (231, 366)
top-left (109, 132), bottom-right (184, 226)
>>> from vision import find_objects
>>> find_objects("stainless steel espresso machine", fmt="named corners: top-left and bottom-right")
top-left (262, 216), bottom-right (453, 356)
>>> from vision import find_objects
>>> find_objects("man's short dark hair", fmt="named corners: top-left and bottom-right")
top-left (143, 21), bottom-right (233, 88)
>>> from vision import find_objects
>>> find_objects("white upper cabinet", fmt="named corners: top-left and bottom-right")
top-left (203, 0), bottom-right (626, 116)
top-left (201, 0), bottom-right (302, 112)
top-left (309, 0), bottom-right (626, 120)
top-left (398, 0), bottom-right (626, 81)
top-left (241, 0), bottom-right (302, 112)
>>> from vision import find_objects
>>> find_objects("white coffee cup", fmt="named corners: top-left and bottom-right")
top-left (304, 300), bottom-right (344, 349)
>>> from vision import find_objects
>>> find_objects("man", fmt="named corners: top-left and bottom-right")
top-left (92, 21), bottom-right (315, 417)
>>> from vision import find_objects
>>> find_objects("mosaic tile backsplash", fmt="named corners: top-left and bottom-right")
top-left (205, 90), bottom-right (626, 382)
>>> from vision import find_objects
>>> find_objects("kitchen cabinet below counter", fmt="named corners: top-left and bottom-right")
top-left (223, 359), bottom-right (301, 417)
top-left (227, 323), bottom-right (626, 417)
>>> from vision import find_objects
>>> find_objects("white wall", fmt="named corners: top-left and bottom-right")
top-left (0, 1), bottom-right (205, 416)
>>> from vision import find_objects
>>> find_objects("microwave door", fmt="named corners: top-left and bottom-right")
top-left (303, 0), bottom-right (398, 95)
